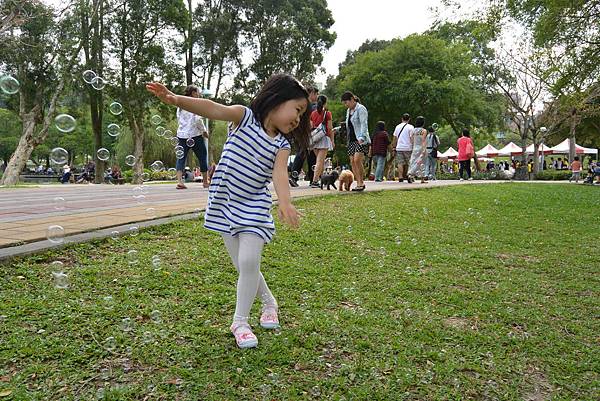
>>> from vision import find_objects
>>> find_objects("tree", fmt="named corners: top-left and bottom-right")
top-left (0, 0), bottom-right (97, 185)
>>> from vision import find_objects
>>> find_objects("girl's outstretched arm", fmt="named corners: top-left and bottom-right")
top-left (146, 82), bottom-right (244, 126)
top-left (272, 149), bottom-right (300, 228)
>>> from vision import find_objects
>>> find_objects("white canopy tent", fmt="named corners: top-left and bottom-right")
top-left (498, 142), bottom-right (524, 156)
top-left (476, 144), bottom-right (500, 157)
top-left (525, 144), bottom-right (553, 155)
top-left (549, 139), bottom-right (598, 155)
top-left (439, 147), bottom-right (458, 159)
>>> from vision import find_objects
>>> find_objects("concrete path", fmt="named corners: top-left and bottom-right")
top-left (0, 179), bottom-right (570, 260)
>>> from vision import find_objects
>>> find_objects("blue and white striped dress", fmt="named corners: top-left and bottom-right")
top-left (204, 107), bottom-right (290, 243)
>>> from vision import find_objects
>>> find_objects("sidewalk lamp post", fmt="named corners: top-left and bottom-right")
top-left (539, 126), bottom-right (547, 170)
top-left (201, 88), bottom-right (214, 166)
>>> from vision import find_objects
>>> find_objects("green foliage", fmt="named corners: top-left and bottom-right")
top-left (534, 170), bottom-right (572, 181)
top-left (328, 34), bottom-right (504, 136)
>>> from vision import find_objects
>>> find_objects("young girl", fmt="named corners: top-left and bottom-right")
top-left (147, 74), bottom-right (311, 349)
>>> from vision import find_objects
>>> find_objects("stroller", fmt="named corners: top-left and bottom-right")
top-left (583, 162), bottom-right (600, 185)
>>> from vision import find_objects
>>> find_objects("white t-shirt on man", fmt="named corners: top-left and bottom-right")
top-left (393, 122), bottom-right (414, 151)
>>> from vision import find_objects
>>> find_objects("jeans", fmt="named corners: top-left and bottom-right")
top-left (176, 136), bottom-right (208, 172)
top-left (373, 155), bottom-right (385, 181)
top-left (459, 160), bottom-right (471, 179)
top-left (425, 155), bottom-right (437, 179)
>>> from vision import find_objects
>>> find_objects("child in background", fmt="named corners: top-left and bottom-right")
top-left (147, 74), bottom-right (311, 349)
top-left (569, 156), bottom-right (582, 183)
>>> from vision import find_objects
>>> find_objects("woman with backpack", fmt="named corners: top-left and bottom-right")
top-left (309, 94), bottom-right (334, 188)
top-left (457, 128), bottom-right (475, 180)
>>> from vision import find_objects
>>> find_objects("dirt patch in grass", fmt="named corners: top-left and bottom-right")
top-left (522, 366), bottom-right (553, 401)
top-left (443, 317), bottom-right (478, 331)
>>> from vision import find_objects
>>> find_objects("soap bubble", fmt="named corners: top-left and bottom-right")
top-left (311, 165), bottom-right (316, 171)
top-left (53, 197), bottom-right (66, 211)
top-left (411, 238), bottom-right (418, 246)
top-left (133, 194), bottom-right (145, 204)
top-left (55, 114), bottom-right (76, 133)
top-left (151, 256), bottom-right (161, 270)
top-left (145, 207), bottom-right (157, 219)
top-left (107, 123), bottom-right (121, 137)
top-left (127, 249), bottom-right (139, 264)
top-left (186, 138), bottom-right (195, 147)
top-left (174, 145), bottom-right (184, 152)
top-left (468, 207), bottom-right (475, 215)
top-left (167, 168), bottom-right (176, 179)
top-left (109, 102), bottom-right (123, 115)
top-left (463, 221), bottom-right (470, 228)
top-left (432, 123), bottom-right (439, 130)
top-left (82, 70), bottom-right (96, 84)
top-left (494, 199), bottom-right (500, 205)
top-left (121, 317), bottom-right (133, 332)
top-left (110, 230), bottom-right (119, 240)
top-left (125, 155), bottom-right (136, 166)
top-left (423, 208), bottom-right (429, 215)
top-left (170, 136), bottom-right (179, 146)
top-left (104, 336), bottom-right (116, 351)
top-left (175, 150), bottom-right (185, 159)
top-left (150, 115), bottom-right (161, 125)
top-left (291, 171), bottom-right (299, 179)
top-left (91, 76), bottom-right (106, 90)
top-left (419, 260), bottom-right (425, 267)
top-left (129, 226), bottom-right (139, 236)
top-left (150, 160), bottom-right (164, 172)
top-left (142, 172), bottom-right (150, 181)
top-left (0, 75), bottom-right (20, 94)
top-left (47, 225), bottom-right (65, 244)
top-left (352, 256), bottom-right (359, 265)
top-left (51, 260), bottom-right (64, 270)
top-left (129, 60), bottom-right (137, 69)
top-left (142, 331), bottom-right (154, 344)
top-left (97, 148), bottom-right (110, 161)
top-left (52, 271), bottom-right (68, 289)
top-left (156, 126), bottom-right (165, 136)
top-left (347, 225), bottom-right (352, 232)
top-left (395, 236), bottom-right (402, 245)
top-left (150, 310), bottom-right (162, 323)
top-left (163, 130), bottom-right (172, 137)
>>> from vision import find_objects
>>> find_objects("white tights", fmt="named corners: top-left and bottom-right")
top-left (222, 234), bottom-right (277, 325)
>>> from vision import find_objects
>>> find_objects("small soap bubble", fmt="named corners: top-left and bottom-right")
top-left (133, 194), bottom-right (146, 204)
top-left (120, 317), bottom-right (133, 332)
top-left (55, 114), bottom-right (76, 133)
top-left (109, 102), bottom-right (123, 115)
top-left (142, 331), bottom-right (154, 344)
top-left (102, 296), bottom-right (114, 308)
top-left (174, 145), bottom-right (184, 152)
top-left (463, 221), bottom-right (470, 228)
top-left (50, 147), bottom-right (69, 165)
top-left (104, 336), bottom-right (116, 351)
top-left (494, 199), bottom-right (500, 205)
top-left (91, 76), bottom-right (106, 90)
top-left (100, 368), bottom-right (110, 380)
top-left (347, 225), bottom-right (352, 232)
top-left (432, 123), bottom-right (439, 130)
top-left (291, 171), bottom-right (299, 179)
top-left (150, 310), bottom-right (162, 323)
top-left (352, 256), bottom-right (359, 265)
top-left (107, 123), bottom-right (121, 137)
top-left (97, 148), bottom-right (110, 161)
top-left (163, 130), bottom-right (172, 137)
top-left (152, 257), bottom-right (161, 270)
top-left (142, 172), bottom-right (150, 181)
top-left (423, 207), bottom-right (429, 215)
top-left (395, 236), bottom-right (402, 245)
top-left (53, 196), bottom-right (66, 211)
top-left (411, 238), bottom-right (418, 246)
top-left (82, 70), bottom-right (96, 84)
top-left (127, 249), bottom-right (139, 264)
top-left (129, 60), bottom-right (137, 69)
top-left (169, 136), bottom-right (179, 146)
top-left (0, 75), bottom-right (20, 94)
top-left (47, 225), bottom-right (65, 244)
top-left (129, 226), bottom-right (139, 236)
top-left (150, 160), bottom-right (164, 172)
top-left (186, 138), bottom-right (195, 147)
top-left (419, 260), bottom-right (425, 267)
top-left (150, 115), bottom-right (162, 125)
top-left (109, 230), bottom-right (119, 241)
top-left (51, 260), bottom-right (64, 269)
top-left (311, 164), bottom-right (316, 171)
top-left (145, 208), bottom-right (157, 219)
top-left (125, 154), bottom-right (136, 166)
top-left (167, 168), bottom-right (177, 179)
top-left (175, 150), bottom-right (185, 159)
top-left (156, 126), bottom-right (165, 136)
top-left (468, 207), bottom-right (475, 215)
top-left (52, 271), bottom-right (68, 289)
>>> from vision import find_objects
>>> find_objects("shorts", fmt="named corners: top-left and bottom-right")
top-left (395, 150), bottom-right (412, 165)
top-left (348, 141), bottom-right (369, 157)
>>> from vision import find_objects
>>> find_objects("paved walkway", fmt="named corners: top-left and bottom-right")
top-left (0, 179), bottom-right (570, 260)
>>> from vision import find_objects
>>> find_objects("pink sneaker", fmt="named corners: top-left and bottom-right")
top-left (230, 323), bottom-right (258, 349)
top-left (260, 307), bottom-right (280, 329)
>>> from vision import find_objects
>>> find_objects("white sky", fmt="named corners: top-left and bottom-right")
top-left (317, 0), bottom-right (445, 85)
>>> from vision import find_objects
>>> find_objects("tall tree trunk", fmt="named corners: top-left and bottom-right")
top-left (0, 109), bottom-right (39, 185)
top-left (185, 0), bottom-right (193, 85)
top-left (568, 108), bottom-right (577, 163)
top-left (532, 142), bottom-right (540, 174)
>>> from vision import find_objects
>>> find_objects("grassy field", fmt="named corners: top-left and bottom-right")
top-left (1, 183), bottom-right (598, 400)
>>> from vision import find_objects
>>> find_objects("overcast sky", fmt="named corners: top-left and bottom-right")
top-left (317, 0), bottom-right (445, 84)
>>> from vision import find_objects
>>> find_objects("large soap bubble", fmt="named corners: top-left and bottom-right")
top-left (107, 123), bottom-right (121, 137)
top-left (97, 148), bottom-right (110, 161)
top-left (150, 161), bottom-right (164, 172)
top-left (0, 75), bottom-right (20, 94)
top-left (82, 70), bottom-right (96, 84)
top-left (125, 155), bottom-right (136, 166)
top-left (47, 225), bottom-right (65, 244)
top-left (91, 76), bottom-right (106, 90)
top-left (150, 115), bottom-right (162, 125)
top-left (50, 148), bottom-right (69, 165)
top-left (55, 114), bottom-right (76, 133)
top-left (109, 102), bottom-right (123, 115)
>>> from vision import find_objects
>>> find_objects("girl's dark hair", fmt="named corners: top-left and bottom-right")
top-left (375, 121), bottom-right (385, 131)
top-left (341, 91), bottom-right (360, 103)
top-left (316, 94), bottom-right (328, 113)
top-left (462, 128), bottom-right (471, 137)
top-left (414, 116), bottom-right (425, 128)
top-left (250, 73), bottom-right (311, 151)
top-left (183, 85), bottom-right (198, 97)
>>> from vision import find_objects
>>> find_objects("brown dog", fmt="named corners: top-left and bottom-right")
top-left (338, 169), bottom-right (354, 191)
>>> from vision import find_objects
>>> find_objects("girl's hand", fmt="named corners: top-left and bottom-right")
top-left (146, 82), bottom-right (178, 106)
top-left (278, 202), bottom-right (301, 229)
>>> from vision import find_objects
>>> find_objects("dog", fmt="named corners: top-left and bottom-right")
top-left (320, 170), bottom-right (339, 190)
top-left (338, 169), bottom-right (354, 191)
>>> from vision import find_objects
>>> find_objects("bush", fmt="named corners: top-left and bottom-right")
top-left (435, 170), bottom-right (509, 180)
top-left (121, 168), bottom-right (177, 183)
top-left (535, 170), bottom-right (572, 180)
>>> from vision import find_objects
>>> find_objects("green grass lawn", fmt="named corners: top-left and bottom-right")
top-left (1, 183), bottom-right (598, 400)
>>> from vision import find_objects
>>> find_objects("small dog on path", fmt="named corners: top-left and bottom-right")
top-left (338, 169), bottom-right (354, 191)
top-left (320, 170), bottom-right (339, 190)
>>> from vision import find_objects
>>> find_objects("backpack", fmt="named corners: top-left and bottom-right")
top-left (429, 134), bottom-right (440, 158)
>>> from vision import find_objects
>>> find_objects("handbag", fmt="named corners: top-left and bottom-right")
top-left (465, 140), bottom-right (475, 158)
top-left (309, 111), bottom-right (328, 147)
